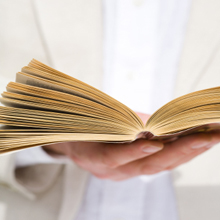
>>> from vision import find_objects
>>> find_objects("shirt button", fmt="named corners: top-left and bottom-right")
top-left (133, 0), bottom-right (144, 6)
top-left (126, 71), bottom-right (135, 80)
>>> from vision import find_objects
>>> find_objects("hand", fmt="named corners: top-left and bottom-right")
top-left (43, 113), bottom-right (220, 181)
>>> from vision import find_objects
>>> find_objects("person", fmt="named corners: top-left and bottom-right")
top-left (1, 0), bottom-right (220, 220)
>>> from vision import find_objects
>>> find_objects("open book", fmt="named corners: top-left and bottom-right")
top-left (0, 59), bottom-right (220, 154)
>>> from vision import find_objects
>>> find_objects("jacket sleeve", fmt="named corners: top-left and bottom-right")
top-left (0, 152), bottom-right (63, 200)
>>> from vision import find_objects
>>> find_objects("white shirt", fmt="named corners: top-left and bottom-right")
top-left (16, 0), bottom-right (191, 219)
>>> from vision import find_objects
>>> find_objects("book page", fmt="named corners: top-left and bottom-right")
top-left (16, 72), bottom-right (81, 96)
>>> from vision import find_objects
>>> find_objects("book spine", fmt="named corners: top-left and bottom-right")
top-left (136, 131), bottom-right (154, 140)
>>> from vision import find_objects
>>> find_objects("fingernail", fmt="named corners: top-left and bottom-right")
top-left (191, 141), bottom-right (210, 149)
top-left (206, 144), bottom-right (213, 149)
top-left (142, 145), bottom-right (161, 153)
top-left (206, 142), bottom-right (218, 149)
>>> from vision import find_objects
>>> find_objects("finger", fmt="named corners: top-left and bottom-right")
top-left (84, 143), bottom-right (214, 181)
top-left (165, 131), bottom-right (220, 170)
top-left (166, 146), bottom-right (209, 170)
top-left (65, 139), bottom-right (163, 168)
top-left (70, 132), bottom-right (220, 181)
top-left (98, 139), bottom-right (163, 168)
top-left (166, 141), bottom-right (217, 170)
top-left (117, 133), bottom-right (215, 176)
top-left (95, 132), bottom-right (220, 180)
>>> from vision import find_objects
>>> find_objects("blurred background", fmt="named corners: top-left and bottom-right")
top-left (1, 0), bottom-right (220, 220)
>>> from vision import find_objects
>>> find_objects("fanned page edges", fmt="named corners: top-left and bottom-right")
top-left (145, 86), bottom-right (220, 136)
top-left (0, 59), bottom-right (144, 153)
top-left (1, 59), bottom-right (220, 154)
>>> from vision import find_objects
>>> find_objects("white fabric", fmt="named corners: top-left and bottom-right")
top-left (15, 0), bottom-right (191, 219)
top-left (75, 172), bottom-right (177, 220)
top-left (103, 0), bottom-right (191, 114)
top-left (76, 0), bottom-right (191, 220)
top-left (15, 147), bottom-right (69, 167)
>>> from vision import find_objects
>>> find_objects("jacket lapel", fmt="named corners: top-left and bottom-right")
top-left (174, 0), bottom-right (220, 97)
top-left (33, 0), bottom-right (103, 90)
top-left (33, 1), bottom-right (103, 220)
